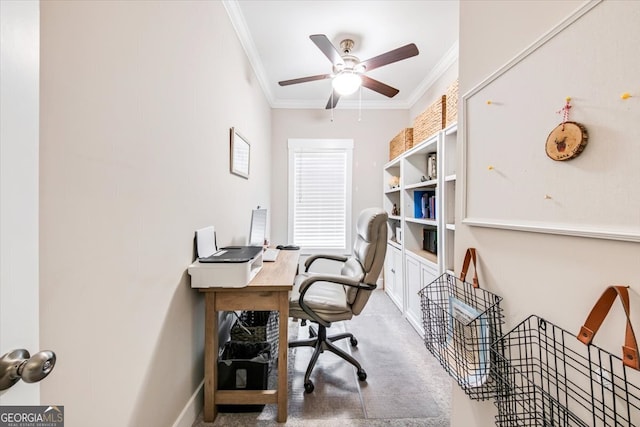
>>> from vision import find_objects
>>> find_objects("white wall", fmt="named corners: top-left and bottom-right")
top-left (39, 1), bottom-right (271, 426)
top-left (0, 0), bottom-right (40, 405)
top-left (270, 108), bottom-right (409, 248)
top-left (455, 1), bottom-right (640, 425)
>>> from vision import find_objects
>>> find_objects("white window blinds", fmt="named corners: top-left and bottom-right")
top-left (288, 139), bottom-right (353, 252)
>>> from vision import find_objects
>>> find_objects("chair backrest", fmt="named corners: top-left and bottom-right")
top-left (341, 207), bottom-right (388, 315)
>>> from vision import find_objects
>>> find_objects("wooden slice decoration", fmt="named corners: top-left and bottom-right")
top-left (545, 121), bottom-right (588, 161)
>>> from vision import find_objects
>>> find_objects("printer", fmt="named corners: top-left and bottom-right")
top-left (188, 226), bottom-right (263, 288)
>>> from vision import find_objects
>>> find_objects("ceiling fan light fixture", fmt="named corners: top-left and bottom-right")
top-left (332, 71), bottom-right (361, 96)
top-left (279, 35), bottom-right (418, 108)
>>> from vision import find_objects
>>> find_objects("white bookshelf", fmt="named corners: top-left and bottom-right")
top-left (382, 123), bottom-right (458, 333)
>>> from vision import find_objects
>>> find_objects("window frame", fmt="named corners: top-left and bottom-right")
top-left (287, 138), bottom-right (354, 255)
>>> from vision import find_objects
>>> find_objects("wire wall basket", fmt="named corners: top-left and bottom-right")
top-left (492, 286), bottom-right (640, 426)
top-left (419, 248), bottom-right (505, 400)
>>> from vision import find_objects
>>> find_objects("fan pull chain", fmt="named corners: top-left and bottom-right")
top-left (330, 91), bottom-right (334, 122)
top-left (358, 86), bottom-right (362, 122)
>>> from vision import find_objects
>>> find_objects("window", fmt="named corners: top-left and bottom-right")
top-left (288, 139), bottom-right (353, 253)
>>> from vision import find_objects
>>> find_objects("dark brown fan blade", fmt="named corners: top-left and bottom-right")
top-left (361, 75), bottom-right (399, 98)
top-left (279, 74), bottom-right (331, 86)
top-left (310, 34), bottom-right (343, 66)
top-left (325, 90), bottom-right (341, 109)
top-left (360, 43), bottom-right (419, 72)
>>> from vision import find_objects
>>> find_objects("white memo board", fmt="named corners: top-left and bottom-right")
top-left (461, 0), bottom-right (640, 242)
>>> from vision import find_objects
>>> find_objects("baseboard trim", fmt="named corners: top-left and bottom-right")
top-left (172, 380), bottom-right (204, 427)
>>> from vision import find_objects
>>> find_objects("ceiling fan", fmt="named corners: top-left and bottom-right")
top-left (278, 34), bottom-right (419, 109)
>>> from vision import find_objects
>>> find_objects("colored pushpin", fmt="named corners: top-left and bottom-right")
top-left (544, 194), bottom-right (552, 200)
top-left (488, 165), bottom-right (494, 171)
top-left (565, 96), bottom-right (571, 102)
top-left (621, 92), bottom-right (631, 100)
top-left (486, 100), bottom-right (492, 105)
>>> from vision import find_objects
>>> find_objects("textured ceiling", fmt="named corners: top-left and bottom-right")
top-left (225, 0), bottom-right (459, 109)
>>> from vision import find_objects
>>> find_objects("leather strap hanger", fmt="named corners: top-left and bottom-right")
top-left (459, 248), bottom-right (479, 289)
top-left (577, 285), bottom-right (639, 370)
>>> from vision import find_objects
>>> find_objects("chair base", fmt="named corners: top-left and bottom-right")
top-left (288, 323), bottom-right (367, 393)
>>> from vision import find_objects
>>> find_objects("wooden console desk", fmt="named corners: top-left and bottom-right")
top-left (199, 249), bottom-right (299, 423)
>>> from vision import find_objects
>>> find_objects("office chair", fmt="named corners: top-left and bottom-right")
top-left (289, 207), bottom-right (388, 393)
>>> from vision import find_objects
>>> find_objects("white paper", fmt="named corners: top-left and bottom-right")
top-left (446, 296), bottom-right (490, 388)
top-left (196, 226), bottom-right (216, 258)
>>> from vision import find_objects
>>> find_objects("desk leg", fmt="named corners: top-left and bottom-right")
top-left (277, 291), bottom-right (289, 423)
top-left (204, 292), bottom-right (218, 422)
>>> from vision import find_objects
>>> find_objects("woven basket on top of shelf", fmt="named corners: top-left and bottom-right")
top-left (389, 127), bottom-right (414, 160)
top-left (413, 95), bottom-right (446, 143)
top-left (445, 79), bottom-right (459, 127)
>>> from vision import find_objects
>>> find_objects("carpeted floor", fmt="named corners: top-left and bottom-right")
top-left (192, 289), bottom-right (451, 426)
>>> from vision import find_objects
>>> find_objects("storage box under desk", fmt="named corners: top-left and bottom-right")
top-left (217, 341), bottom-right (271, 412)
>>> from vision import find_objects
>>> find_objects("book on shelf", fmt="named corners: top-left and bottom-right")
top-left (423, 226), bottom-right (437, 254)
top-left (414, 190), bottom-right (437, 220)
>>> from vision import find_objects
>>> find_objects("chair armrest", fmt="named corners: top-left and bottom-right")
top-left (304, 254), bottom-right (349, 272)
top-left (298, 273), bottom-right (360, 293)
top-left (297, 274), bottom-right (377, 326)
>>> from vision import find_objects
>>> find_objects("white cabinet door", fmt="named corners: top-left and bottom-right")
top-left (404, 254), bottom-right (439, 337)
top-left (420, 260), bottom-right (439, 304)
top-left (405, 254), bottom-right (423, 334)
top-left (384, 244), bottom-right (403, 311)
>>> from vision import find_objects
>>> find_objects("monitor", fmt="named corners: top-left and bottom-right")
top-left (248, 208), bottom-right (267, 247)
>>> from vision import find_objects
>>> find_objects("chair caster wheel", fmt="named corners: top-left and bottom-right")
top-left (350, 337), bottom-right (358, 347)
top-left (357, 369), bottom-right (367, 381)
top-left (304, 380), bottom-right (315, 393)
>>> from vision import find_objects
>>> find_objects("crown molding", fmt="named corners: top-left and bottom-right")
top-left (222, 0), bottom-right (275, 105)
top-left (406, 41), bottom-right (458, 108)
top-left (271, 98), bottom-right (411, 110)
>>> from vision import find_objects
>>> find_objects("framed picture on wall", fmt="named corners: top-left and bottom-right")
top-left (230, 127), bottom-right (250, 179)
